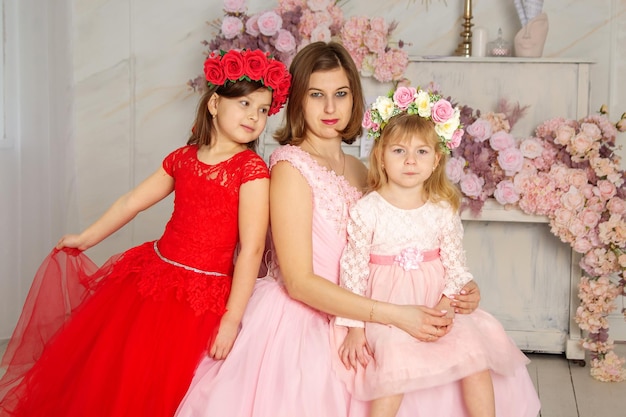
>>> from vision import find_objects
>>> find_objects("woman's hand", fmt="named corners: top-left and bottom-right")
top-left (389, 304), bottom-right (453, 343)
top-left (449, 280), bottom-right (481, 314)
top-left (338, 327), bottom-right (372, 370)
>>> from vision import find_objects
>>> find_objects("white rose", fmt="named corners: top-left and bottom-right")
top-left (373, 96), bottom-right (395, 121)
top-left (415, 90), bottom-right (431, 118)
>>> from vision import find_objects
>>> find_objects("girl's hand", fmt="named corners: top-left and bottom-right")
top-left (338, 327), bottom-right (372, 370)
top-left (208, 314), bottom-right (240, 360)
top-left (56, 234), bottom-right (88, 250)
top-left (391, 305), bottom-right (453, 343)
top-left (449, 280), bottom-right (481, 314)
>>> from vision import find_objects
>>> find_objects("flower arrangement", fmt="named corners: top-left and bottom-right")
top-left (339, 16), bottom-right (409, 83)
top-left (189, 0), bottom-right (409, 91)
top-left (362, 86), bottom-right (464, 154)
top-left (447, 95), bottom-right (626, 381)
top-left (203, 49), bottom-right (291, 115)
top-left (447, 99), bottom-right (530, 215)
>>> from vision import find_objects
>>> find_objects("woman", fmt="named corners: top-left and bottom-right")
top-left (176, 42), bottom-right (482, 417)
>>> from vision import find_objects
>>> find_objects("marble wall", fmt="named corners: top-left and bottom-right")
top-left (72, 0), bottom-right (626, 265)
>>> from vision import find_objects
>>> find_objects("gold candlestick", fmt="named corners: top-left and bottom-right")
top-left (455, 0), bottom-right (473, 57)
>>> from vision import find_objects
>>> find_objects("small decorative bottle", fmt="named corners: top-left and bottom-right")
top-left (487, 28), bottom-right (512, 57)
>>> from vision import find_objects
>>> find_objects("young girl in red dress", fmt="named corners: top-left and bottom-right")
top-left (0, 48), bottom-right (290, 417)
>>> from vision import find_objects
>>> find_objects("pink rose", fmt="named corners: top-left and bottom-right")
top-left (257, 11), bottom-right (282, 36)
top-left (580, 122), bottom-right (602, 140)
top-left (274, 29), bottom-right (297, 53)
top-left (223, 0), bottom-right (247, 14)
top-left (560, 186), bottom-right (585, 212)
top-left (497, 147), bottom-right (524, 175)
top-left (570, 133), bottom-right (595, 155)
top-left (595, 180), bottom-right (617, 201)
top-left (445, 156), bottom-right (466, 184)
top-left (309, 26), bottom-right (332, 43)
top-left (221, 16), bottom-right (244, 40)
top-left (607, 197), bottom-right (626, 215)
top-left (459, 172), bottom-right (484, 198)
top-left (494, 180), bottom-right (520, 205)
top-left (489, 131), bottom-right (516, 151)
top-left (245, 14), bottom-right (260, 36)
top-left (579, 208), bottom-right (601, 229)
top-left (449, 129), bottom-right (464, 149)
top-left (554, 125), bottom-right (576, 146)
top-left (307, 0), bottom-right (332, 12)
top-left (566, 169), bottom-right (589, 189)
top-left (519, 138), bottom-right (543, 159)
top-left (430, 99), bottom-right (455, 124)
top-left (362, 109), bottom-right (380, 132)
top-left (392, 86), bottom-right (417, 110)
top-left (466, 118), bottom-right (492, 142)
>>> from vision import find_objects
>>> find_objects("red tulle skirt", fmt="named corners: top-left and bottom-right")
top-left (0, 245), bottom-right (226, 417)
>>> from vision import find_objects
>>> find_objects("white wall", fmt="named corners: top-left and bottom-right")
top-left (0, 0), bottom-right (76, 339)
top-left (1, 0), bottom-right (625, 340)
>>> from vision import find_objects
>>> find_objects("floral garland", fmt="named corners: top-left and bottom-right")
top-left (188, 0), bottom-right (409, 92)
top-left (203, 49), bottom-right (291, 115)
top-left (446, 91), bottom-right (626, 381)
top-left (362, 86), bottom-right (463, 154)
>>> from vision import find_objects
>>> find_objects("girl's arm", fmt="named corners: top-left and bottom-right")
top-left (270, 162), bottom-right (452, 342)
top-left (56, 167), bottom-right (174, 250)
top-left (209, 177), bottom-right (270, 360)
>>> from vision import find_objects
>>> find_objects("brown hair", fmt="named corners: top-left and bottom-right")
top-left (274, 41), bottom-right (365, 146)
top-left (187, 80), bottom-right (267, 150)
top-left (368, 113), bottom-right (461, 212)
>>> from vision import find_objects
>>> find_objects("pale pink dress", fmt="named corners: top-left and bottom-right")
top-left (333, 191), bottom-right (541, 416)
top-left (175, 146), bottom-right (540, 417)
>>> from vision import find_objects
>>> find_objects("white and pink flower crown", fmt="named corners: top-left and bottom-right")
top-left (362, 86), bottom-right (464, 154)
top-left (203, 49), bottom-right (291, 116)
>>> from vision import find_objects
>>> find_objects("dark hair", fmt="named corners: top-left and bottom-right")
top-left (274, 41), bottom-right (365, 146)
top-left (187, 80), bottom-right (267, 150)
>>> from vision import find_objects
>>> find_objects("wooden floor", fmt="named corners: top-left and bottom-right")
top-left (0, 340), bottom-right (624, 416)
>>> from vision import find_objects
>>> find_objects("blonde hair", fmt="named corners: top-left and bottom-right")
top-left (368, 113), bottom-right (461, 212)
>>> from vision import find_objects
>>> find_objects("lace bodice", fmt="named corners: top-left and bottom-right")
top-left (340, 191), bottom-right (473, 299)
top-left (268, 145), bottom-right (362, 284)
top-left (157, 145), bottom-right (268, 273)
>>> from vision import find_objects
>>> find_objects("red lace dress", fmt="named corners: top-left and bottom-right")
top-left (0, 145), bottom-right (269, 417)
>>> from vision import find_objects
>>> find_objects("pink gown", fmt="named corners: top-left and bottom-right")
top-left (0, 146), bottom-right (269, 417)
top-left (175, 145), bottom-right (540, 417)
top-left (333, 192), bottom-right (541, 416)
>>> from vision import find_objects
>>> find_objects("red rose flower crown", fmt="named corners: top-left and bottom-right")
top-left (203, 49), bottom-right (291, 116)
